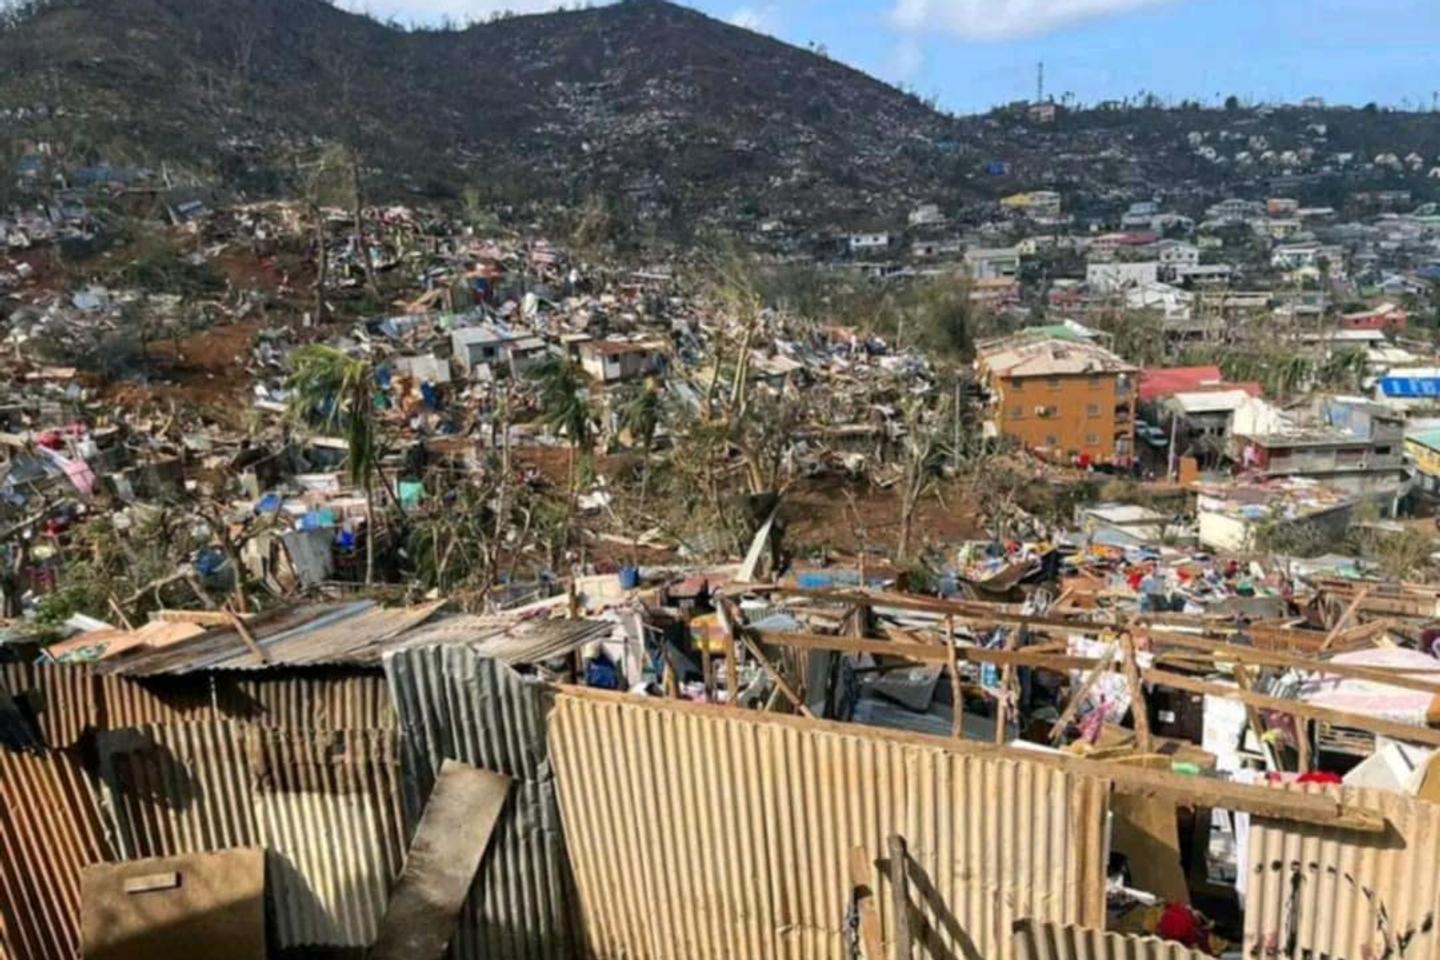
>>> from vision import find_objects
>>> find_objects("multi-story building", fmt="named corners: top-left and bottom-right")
top-left (977, 335), bottom-right (1138, 465)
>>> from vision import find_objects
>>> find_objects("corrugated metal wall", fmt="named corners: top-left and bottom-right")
top-left (548, 691), bottom-right (1111, 960)
top-left (0, 662), bottom-right (97, 748)
top-left (1012, 920), bottom-right (1211, 960)
top-left (1245, 786), bottom-right (1440, 960)
top-left (250, 726), bottom-right (406, 948)
top-left (384, 645), bottom-right (581, 960)
top-left (0, 746), bottom-right (109, 960)
top-left (97, 720), bottom-right (258, 859)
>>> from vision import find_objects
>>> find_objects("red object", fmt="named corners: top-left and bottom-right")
top-left (1156, 903), bottom-right (1206, 948)
top-left (1297, 771), bottom-right (1343, 785)
top-left (1139, 366), bottom-right (1263, 403)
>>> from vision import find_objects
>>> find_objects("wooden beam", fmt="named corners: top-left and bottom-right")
top-left (945, 616), bottom-right (964, 741)
top-left (741, 634), bottom-right (816, 719)
top-left (1322, 586), bottom-right (1371, 651)
top-left (995, 626), bottom-right (1022, 746)
top-left (1144, 668), bottom-right (1440, 748)
top-left (1148, 629), bottom-right (1440, 696)
top-left (717, 600), bottom-right (740, 704)
top-left (153, 608), bottom-right (253, 626)
top-left (1049, 643), bottom-right (1121, 743)
top-left (755, 629), bottom-right (1099, 672)
top-left (1123, 634), bottom-right (1152, 753)
top-left (887, 835), bottom-right (913, 960)
top-left (225, 607), bottom-right (270, 665)
top-left (848, 846), bottom-right (886, 960)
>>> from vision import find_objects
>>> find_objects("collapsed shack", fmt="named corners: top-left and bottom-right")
top-left (3, 579), bottom-right (1440, 960)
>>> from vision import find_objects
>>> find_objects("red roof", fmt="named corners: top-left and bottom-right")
top-left (1139, 366), bottom-right (1262, 402)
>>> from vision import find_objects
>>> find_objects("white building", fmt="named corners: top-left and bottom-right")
top-left (1087, 261), bottom-right (1160, 293)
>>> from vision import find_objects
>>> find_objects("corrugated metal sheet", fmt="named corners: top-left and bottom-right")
top-left (231, 671), bottom-right (397, 730)
top-left (1013, 920), bottom-right (1211, 960)
top-left (97, 601), bottom-right (445, 675)
top-left (395, 616), bottom-right (614, 664)
top-left (1245, 786), bottom-right (1440, 960)
top-left (0, 746), bottom-right (109, 960)
top-left (0, 662), bottom-right (96, 748)
top-left (548, 691), bottom-right (1111, 960)
top-left (249, 726), bottom-right (406, 948)
top-left (97, 720), bottom-right (258, 859)
top-left (383, 645), bottom-right (580, 960)
top-left (98, 672), bottom-right (220, 728)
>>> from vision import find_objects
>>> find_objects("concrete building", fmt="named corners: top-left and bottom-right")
top-left (578, 340), bottom-right (666, 384)
top-left (976, 335), bottom-right (1138, 465)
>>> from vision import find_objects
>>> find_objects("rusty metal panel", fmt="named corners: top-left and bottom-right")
top-left (97, 673), bottom-right (220, 729)
top-left (1013, 919), bottom-right (1211, 960)
top-left (383, 645), bottom-right (580, 960)
top-left (96, 721), bottom-right (258, 860)
top-left (548, 691), bottom-right (1111, 960)
top-left (248, 726), bottom-right (406, 948)
top-left (0, 746), bottom-right (110, 960)
top-left (1245, 786), bottom-right (1440, 960)
top-left (230, 671), bottom-right (397, 730)
top-left (0, 662), bottom-right (97, 748)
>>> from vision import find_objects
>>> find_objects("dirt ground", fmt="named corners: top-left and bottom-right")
top-left (100, 318), bottom-right (265, 420)
top-left (783, 473), bottom-right (986, 557)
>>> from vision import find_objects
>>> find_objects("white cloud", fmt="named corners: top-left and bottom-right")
top-left (889, 0), bottom-right (1178, 41)
top-left (728, 4), bottom-right (779, 34)
top-left (337, 1), bottom-right (611, 26)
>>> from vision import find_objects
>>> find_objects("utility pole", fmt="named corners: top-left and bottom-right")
top-left (1036, 61), bottom-right (1045, 104)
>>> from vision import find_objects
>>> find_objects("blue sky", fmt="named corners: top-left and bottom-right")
top-left (340, 0), bottom-right (1440, 114)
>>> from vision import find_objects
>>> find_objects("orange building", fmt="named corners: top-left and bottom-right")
top-left (977, 335), bottom-right (1138, 465)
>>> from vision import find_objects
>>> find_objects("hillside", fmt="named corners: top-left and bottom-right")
top-left (0, 0), bottom-right (962, 230)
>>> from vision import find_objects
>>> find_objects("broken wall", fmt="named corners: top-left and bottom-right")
top-left (548, 690), bottom-right (1112, 960)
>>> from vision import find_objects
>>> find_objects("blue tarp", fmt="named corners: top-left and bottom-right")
top-left (1380, 376), bottom-right (1440, 398)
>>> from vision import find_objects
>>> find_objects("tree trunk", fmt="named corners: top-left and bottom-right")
top-left (312, 204), bottom-right (327, 325)
top-left (364, 481), bottom-right (375, 586)
top-left (351, 148), bottom-right (378, 298)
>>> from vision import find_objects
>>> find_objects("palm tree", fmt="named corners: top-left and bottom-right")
top-left (286, 345), bottom-right (383, 585)
top-left (616, 378), bottom-right (662, 512)
top-left (530, 356), bottom-right (593, 505)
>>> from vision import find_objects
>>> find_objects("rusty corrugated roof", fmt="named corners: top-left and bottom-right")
top-left (95, 601), bottom-right (447, 675)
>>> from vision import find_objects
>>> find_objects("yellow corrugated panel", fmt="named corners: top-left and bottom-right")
top-left (549, 692), bottom-right (1110, 960)
top-left (249, 727), bottom-right (406, 947)
top-left (1245, 786), bottom-right (1440, 959)
top-left (0, 747), bottom-right (109, 960)
top-left (1013, 919), bottom-right (1211, 960)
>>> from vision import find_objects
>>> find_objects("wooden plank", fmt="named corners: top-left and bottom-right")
top-left (743, 634), bottom-right (816, 719)
top-left (717, 599), bottom-right (741, 704)
top-left (887, 835), bottom-right (912, 960)
top-left (1144, 668), bottom-right (1440, 748)
top-left (755, 629), bottom-right (1099, 672)
top-left (1147, 629), bottom-right (1440, 696)
top-left (370, 760), bottom-right (513, 960)
top-left (995, 627), bottom-right (1022, 746)
top-left (224, 608), bottom-right (270, 665)
top-left (152, 609), bottom-right (254, 626)
top-left (848, 846), bottom-right (886, 960)
top-left (1050, 643), bottom-right (1121, 742)
top-left (1123, 635), bottom-right (1152, 753)
top-left (1322, 586), bottom-right (1370, 651)
top-left (945, 615), bottom-right (964, 740)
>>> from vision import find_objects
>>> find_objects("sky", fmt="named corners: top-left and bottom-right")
top-left (337, 0), bottom-right (1440, 115)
